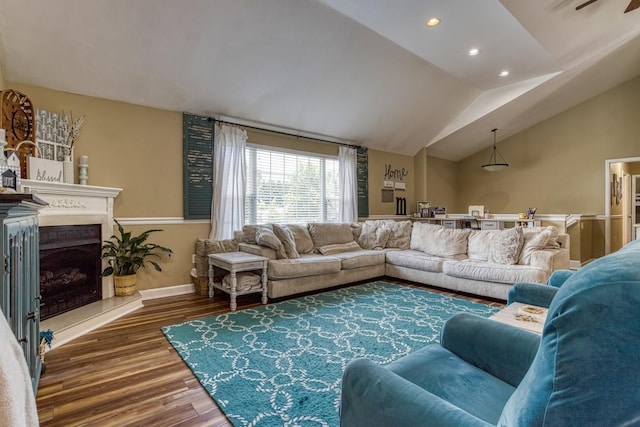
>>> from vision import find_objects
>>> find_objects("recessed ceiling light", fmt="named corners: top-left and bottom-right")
top-left (426, 17), bottom-right (441, 27)
top-left (468, 48), bottom-right (480, 56)
top-left (499, 70), bottom-right (510, 77)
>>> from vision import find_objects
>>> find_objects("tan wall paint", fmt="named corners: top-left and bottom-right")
top-left (454, 75), bottom-right (640, 215)
top-left (0, 61), bottom-right (5, 90)
top-left (413, 147), bottom-right (427, 204)
top-left (426, 155), bottom-right (459, 212)
top-left (367, 149), bottom-right (414, 216)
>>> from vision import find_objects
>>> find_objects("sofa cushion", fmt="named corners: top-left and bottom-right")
top-left (267, 254), bottom-right (342, 280)
top-left (488, 227), bottom-right (524, 265)
top-left (385, 220), bottom-right (412, 249)
top-left (358, 221), bottom-right (391, 250)
top-left (467, 230), bottom-right (495, 262)
top-left (242, 224), bottom-right (273, 244)
top-left (443, 260), bottom-right (549, 284)
top-left (317, 241), bottom-right (362, 255)
top-left (332, 250), bottom-right (386, 270)
top-left (410, 222), bottom-right (470, 259)
top-left (285, 224), bottom-right (315, 255)
top-left (308, 223), bottom-right (354, 249)
top-left (385, 249), bottom-right (444, 273)
top-left (255, 227), bottom-right (287, 259)
top-left (238, 242), bottom-right (277, 260)
top-left (273, 224), bottom-right (300, 259)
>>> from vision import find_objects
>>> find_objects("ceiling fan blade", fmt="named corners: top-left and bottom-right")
top-left (576, 0), bottom-right (598, 10)
top-left (625, 0), bottom-right (640, 12)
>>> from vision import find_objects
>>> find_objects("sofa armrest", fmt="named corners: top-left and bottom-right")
top-left (440, 313), bottom-right (540, 387)
top-left (341, 358), bottom-right (493, 427)
top-left (529, 248), bottom-right (570, 271)
top-left (507, 282), bottom-right (558, 307)
top-left (238, 242), bottom-right (277, 259)
top-left (547, 269), bottom-right (574, 288)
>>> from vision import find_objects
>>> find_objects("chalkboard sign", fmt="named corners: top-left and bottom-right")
top-left (356, 147), bottom-right (368, 218)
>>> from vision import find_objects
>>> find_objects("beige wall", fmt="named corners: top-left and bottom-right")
top-left (0, 62), bottom-right (5, 90)
top-left (367, 148), bottom-right (414, 216)
top-left (426, 155), bottom-right (459, 213)
top-left (454, 75), bottom-right (640, 215)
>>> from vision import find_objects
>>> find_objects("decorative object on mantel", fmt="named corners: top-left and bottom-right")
top-left (0, 89), bottom-right (36, 178)
top-left (78, 155), bottom-right (88, 185)
top-left (61, 110), bottom-right (85, 184)
top-left (101, 219), bottom-right (173, 296)
top-left (482, 128), bottom-right (509, 172)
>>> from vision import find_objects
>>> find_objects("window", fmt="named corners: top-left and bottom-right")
top-left (245, 145), bottom-right (339, 224)
top-left (183, 113), bottom-right (368, 221)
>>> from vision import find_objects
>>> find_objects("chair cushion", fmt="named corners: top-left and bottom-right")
top-left (308, 223), bottom-right (354, 249)
top-left (388, 345), bottom-right (515, 425)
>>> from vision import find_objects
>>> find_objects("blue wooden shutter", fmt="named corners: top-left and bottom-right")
top-left (183, 113), bottom-right (214, 219)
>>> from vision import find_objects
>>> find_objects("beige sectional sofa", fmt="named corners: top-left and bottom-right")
top-left (194, 220), bottom-right (570, 301)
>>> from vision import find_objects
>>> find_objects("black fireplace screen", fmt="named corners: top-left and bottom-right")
top-left (39, 224), bottom-right (102, 320)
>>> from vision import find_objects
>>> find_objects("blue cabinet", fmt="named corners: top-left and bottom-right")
top-left (0, 194), bottom-right (46, 393)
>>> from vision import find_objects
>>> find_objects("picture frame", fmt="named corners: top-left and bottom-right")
top-left (526, 207), bottom-right (537, 219)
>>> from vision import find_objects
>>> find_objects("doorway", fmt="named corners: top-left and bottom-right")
top-left (605, 157), bottom-right (640, 254)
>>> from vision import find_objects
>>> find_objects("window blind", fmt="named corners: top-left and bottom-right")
top-left (245, 145), bottom-right (339, 224)
top-left (183, 113), bottom-right (214, 219)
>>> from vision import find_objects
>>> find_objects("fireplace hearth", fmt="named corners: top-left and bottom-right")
top-left (40, 224), bottom-right (102, 320)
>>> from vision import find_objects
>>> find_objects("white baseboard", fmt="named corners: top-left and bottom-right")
top-left (569, 260), bottom-right (582, 270)
top-left (138, 283), bottom-right (195, 300)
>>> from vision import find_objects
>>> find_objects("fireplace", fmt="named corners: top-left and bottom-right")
top-left (40, 224), bottom-right (102, 320)
top-left (20, 179), bottom-right (122, 317)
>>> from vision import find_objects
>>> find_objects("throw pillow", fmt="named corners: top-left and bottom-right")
top-left (488, 227), bottom-right (524, 265)
top-left (358, 222), bottom-right (391, 250)
top-left (242, 224), bottom-right (272, 244)
top-left (519, 227), bottom-right (553, 265)
top-left (273, 224), bottom-right (300, 259)
top-left (255, 227), bottom-right (287, 259)
top-left (317, 241), bottom-right (362, 255)
top-left (467, 230), bottom-right (495, 262)
top-left (384, 220), bottom-right (412, 249)
top-left (308, 223), bottom-right (354, 249)
top-left (410, 222), bottom-right (470, 258)
top-left (284, 224), bottom-right (315, 254)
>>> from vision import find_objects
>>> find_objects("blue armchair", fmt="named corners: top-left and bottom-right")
top-left (341, 239), bottom-right (640, 426)
top-left (506, 268), bottom-right (575, 307)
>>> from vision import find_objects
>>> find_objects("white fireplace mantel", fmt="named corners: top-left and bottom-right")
top-left (23, 179), bottom-right (123, 299)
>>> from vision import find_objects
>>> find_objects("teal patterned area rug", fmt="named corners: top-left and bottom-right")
top-left (162, 281), bottom-right (499, 426)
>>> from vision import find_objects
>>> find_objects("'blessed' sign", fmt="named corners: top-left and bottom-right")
top-left (28, 157), bottom-right (64, 183)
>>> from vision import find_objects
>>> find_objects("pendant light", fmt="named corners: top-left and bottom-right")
top-left (482, 128), bottom-right (509, 172)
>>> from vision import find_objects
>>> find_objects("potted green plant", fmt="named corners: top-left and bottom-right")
top-left (101, 219), bottom-right (173, 296)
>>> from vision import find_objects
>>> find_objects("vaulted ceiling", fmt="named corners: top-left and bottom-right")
top-left (0, 0), bottom-right (639, 160)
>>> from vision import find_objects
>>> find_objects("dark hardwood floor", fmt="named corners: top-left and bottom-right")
top-left (36, 280), bottom-right (504, 426)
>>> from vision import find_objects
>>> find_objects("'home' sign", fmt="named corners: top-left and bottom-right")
top-left (28, 157), bottom-right (63, 183)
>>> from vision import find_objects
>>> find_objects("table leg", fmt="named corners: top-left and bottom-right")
top-left (261, 261), bottom-right (268, 305)
top-left (230, 270), bottom-right (237, 311)
top-left (208, 264), bottom-right (214, 298)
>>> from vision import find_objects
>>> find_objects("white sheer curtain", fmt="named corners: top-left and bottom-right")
top-left (210, 124), bottom-right (247, 240)
top-left (339, 145), bottom-right (358, 223)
